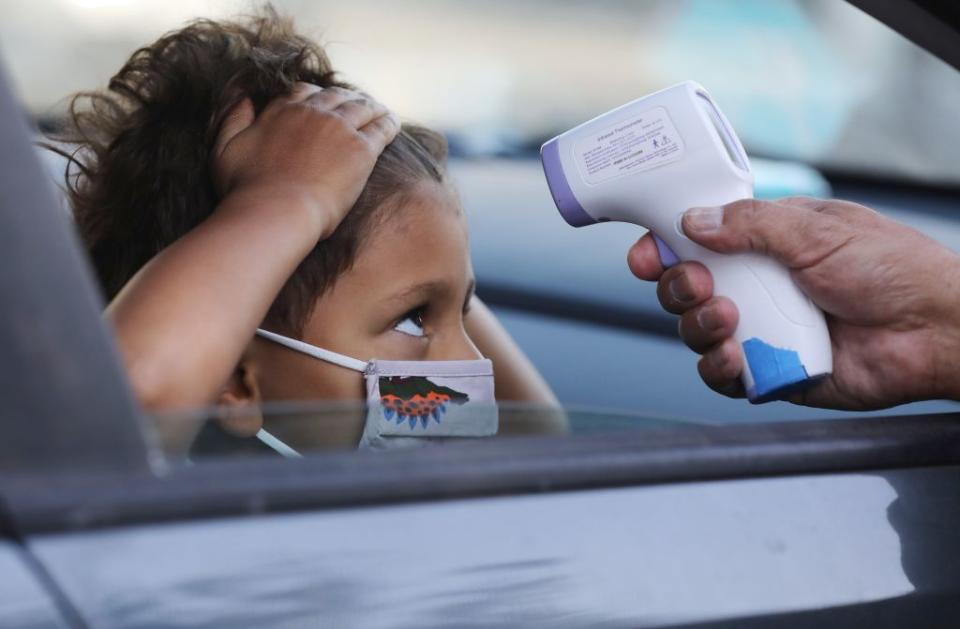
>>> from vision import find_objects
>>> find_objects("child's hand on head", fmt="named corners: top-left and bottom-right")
top-left (63, 10), bottom-right (555, 427)
top-left (212, 82), bottom-right (400, 238)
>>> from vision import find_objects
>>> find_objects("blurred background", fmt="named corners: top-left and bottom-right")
top-left (5, 0), bottom-right (960, 183)
top-left (3, 0), bottom-right (959, 424)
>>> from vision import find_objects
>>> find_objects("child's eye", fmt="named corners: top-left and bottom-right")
top-left (393, 309), bottom-right (426, 338)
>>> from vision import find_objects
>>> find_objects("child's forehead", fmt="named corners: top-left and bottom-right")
top-left (355, 180), bottom-right (470, 276)
top-left (309, 180), bottom-right (473, 329)
top-left (378, 179), bottom-right (463, 233)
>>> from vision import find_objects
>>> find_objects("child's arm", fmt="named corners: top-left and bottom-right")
top-left (109, 84), bottom-right (399, 411)
top-left (466, 298), bottom-right (568, 435)
top-left (465, 297), bottom-right (559, 405)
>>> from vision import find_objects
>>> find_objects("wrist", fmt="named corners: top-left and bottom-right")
top-left (929, 252), bottom-right (960, 401)
top-left (219, 183), bottom-right (334, 240)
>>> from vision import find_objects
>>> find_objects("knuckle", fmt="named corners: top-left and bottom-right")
top-left (797, 209), bottom-right (838, 243)
top-left (366, 120), bottom-right (392, 143)
top-left (286, 98), bottom-right (317, 113)
top-left (335, 99), bottom-right (361, 114)
top-left (833, 200), bottom-right (879, 222)
top-left (745, 231), bottom-right (767, 256)
top-left (779, 195), bottom-right (818, 206)
top-left (370, 115), bottom-right (391, 132)
top-left (305, 109), bottom-right (342, 129)
top-left (313, 104), bottom-right (344, 121)
top-left (726, 197), bottom-right (760, 216)
top-left (740, 197), bottom-right (766, 219)
top-left (347, 132), bottom-right (377, 155)
top-left (329, 86), bottom-right (356, 99)
top-left (810, 199), bottom-right (845, 216)
top-left (361, 137), bottom-right (380, 156)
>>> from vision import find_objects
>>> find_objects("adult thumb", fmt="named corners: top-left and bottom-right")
top-left (680, 198), bottom-right (837, 268)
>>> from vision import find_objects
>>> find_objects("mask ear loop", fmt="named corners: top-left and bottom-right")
top-left (253, 328), bottom-right (370, 458)
top-left (254, 328), bottom-right (369, 372)
top-left (256, 428), bottom-right (302, 459)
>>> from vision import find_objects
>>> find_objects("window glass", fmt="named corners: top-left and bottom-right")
top-left (150, 402), bottom-right (709, 464)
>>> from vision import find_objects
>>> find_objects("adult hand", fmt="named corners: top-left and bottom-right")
top-left (627, 197), bottom-right (960, 409)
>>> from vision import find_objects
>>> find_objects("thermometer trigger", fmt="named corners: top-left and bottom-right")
top-left (652, 232), bottom-right (681, 268)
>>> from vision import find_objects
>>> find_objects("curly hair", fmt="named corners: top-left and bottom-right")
top-left (48, 7), bottom-right (448, 335)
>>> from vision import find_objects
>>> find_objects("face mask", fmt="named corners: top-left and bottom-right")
top-left (253, 328), bottom-right (498, 453)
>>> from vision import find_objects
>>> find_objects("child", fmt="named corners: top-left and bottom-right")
top-left (51, 9), bottom-right (557, 452)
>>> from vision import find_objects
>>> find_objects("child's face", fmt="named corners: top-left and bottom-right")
top-left (251, 179), bottom-right (481, 402)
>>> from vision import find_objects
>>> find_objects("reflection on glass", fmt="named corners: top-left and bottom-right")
top-left (148, 402), bottom-right (713, 463)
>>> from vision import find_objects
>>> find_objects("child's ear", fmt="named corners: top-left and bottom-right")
top-left (216, 358), bottom-right (264, 437)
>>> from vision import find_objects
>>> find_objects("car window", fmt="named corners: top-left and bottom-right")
top-left (149, 401), bottom-right (712, 464)
top-left (4, 0), bottom-right (960, 440)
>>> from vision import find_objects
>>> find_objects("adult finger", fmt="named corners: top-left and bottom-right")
top-left (656, 261), bottom-right (714, 314)
top-left (678, 296), bottom-right (739, 354)
top-left (697, 338), bottom-right (746, 398)
top-left (680, 198), bottom-right (850, 269)
top-left (627, 233), bottom-right (665, 281)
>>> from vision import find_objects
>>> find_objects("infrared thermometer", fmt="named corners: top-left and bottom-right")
top-left (540, 81), bottom-right (832, 402)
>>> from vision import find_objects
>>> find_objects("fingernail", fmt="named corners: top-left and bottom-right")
top-left (697, 307), bottom-right (723, 332)
top-left (668, 276), bottom-right (695, 303)
top-left (684, 207), bottom-right (724, 234)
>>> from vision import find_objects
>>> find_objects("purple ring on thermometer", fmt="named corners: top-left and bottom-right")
top-left (652, 233), bottom-right (680, 267)
top-left (540, 138), bottom-right (596, 228)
